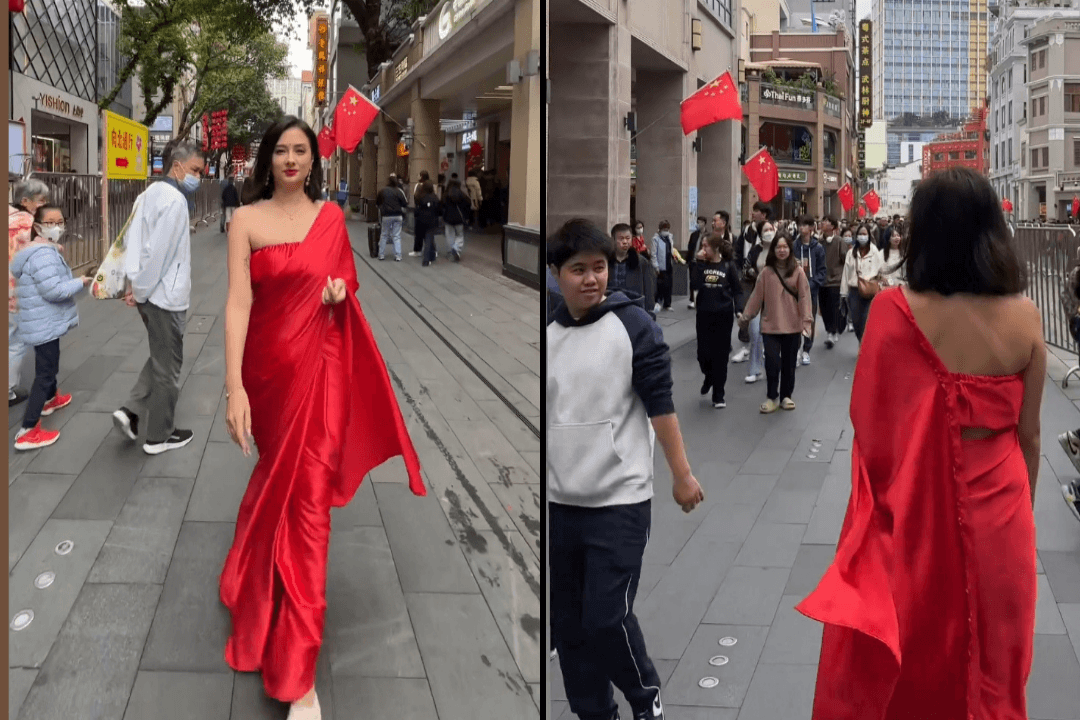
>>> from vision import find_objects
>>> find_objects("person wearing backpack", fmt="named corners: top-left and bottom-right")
top-left (376, 175), bottom-right (408, 261)
top-left (414, 182), bottom-right (442, 267)
top-left (442, 179), bottom-right (471, 262)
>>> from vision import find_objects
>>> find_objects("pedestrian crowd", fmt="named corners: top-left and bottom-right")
top-left (546, 166), bottom-right (1079, 720)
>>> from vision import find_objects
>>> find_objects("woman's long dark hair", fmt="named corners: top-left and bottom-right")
top-left (244, 116), bottom-right (323, 204)
top-left (765, 233), bottom-right (798, 277)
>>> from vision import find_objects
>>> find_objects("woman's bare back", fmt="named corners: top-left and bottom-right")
top-left (901, 287), bottom-right (1040, 377)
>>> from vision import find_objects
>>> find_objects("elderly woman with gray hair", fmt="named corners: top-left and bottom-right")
top-left (9, 178), bottom-right (52, 406)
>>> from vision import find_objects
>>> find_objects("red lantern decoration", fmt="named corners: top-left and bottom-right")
top-left (1002, 198), bottom-right (1013, 213)
top-left (9, 0), bottom-right (26, 12)
top-left (857, 205), bottom-right (866, 219)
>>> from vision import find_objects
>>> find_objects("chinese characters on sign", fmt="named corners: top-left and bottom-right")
top-left (105, 111), bottom-right (149, 180)
top-left (859, 20), bottom-right (872, 130)
top-left (858, 131), bottom-right (866, 177)
top-left (315, 17), bottom-right (329, 106)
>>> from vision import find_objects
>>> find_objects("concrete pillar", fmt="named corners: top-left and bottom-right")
top-left (377, 114), bottom-right (396, 192)
top-left (635, 70), bottom-right (689, 254)
top-left (362, 133), bottom-right (377, 218)
top-left (347, 151), bottom-right (361, 210)
top-left (548, 21), bottom-right (631, 234)
top-left (509, 0), bottom-right (540, 228)
top-left (410, 84), bottom-right (440, 193)
top-left (697, 120), bottom-right (740, 223)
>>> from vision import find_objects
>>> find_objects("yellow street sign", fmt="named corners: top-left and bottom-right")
top-left (105, 111), bottom-right (149, 180)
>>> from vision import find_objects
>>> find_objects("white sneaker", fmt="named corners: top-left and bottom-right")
top-left (732, 348), bottom-right (750, 363)
top-left (745, 373), bottom-right (761, 384)
top-left (654, 303), bottom-right (662, 313)
top-left (409, 251), bottom-right (421, 257)
top-left (802, 351), bottom-right (811, 366)
top-left (688, 301), bottom-right (695, 309)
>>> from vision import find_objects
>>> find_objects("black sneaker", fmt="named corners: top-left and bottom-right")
top-left (633, 692), bottom-right (665, 719)
top-left (143, 429), bottom-right (194, 455)
top-left (1062, 481), bottom-right (1080, 523)
top-left (700, 380), bottom-right (711, 396)
top-left (112, 407), bottom-right (139, 441)
top-left (451, 250), bottom-right (461, 262)
top-left (8, 389), bottom-right (28, 407)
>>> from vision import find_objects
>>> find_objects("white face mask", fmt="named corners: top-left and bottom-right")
top-left (661, 230), bottom-right (671, 238)
top-left (761, 231), bottom-right (776, 243)
top-left (857, 235), bottom-right (870, 245)
top-left (37, 225), bottom-right (64, 242)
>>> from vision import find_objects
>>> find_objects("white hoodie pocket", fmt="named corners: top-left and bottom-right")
top-left (547, 421), bottom-right (624, 502)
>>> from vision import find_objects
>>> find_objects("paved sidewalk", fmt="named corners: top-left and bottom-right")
top-left (8, 220), bottom-right (541, 720)
top-left (550, 304), bottom-right (1080, 720)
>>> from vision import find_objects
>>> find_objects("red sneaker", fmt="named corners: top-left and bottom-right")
top-left (14, 423), bottom-right (60, 451)
top-left (40, 391), bottom-right (72, 416)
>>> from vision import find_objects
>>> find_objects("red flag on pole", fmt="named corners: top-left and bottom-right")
top-left (837, 183), bottom-right (855, 212)
top-left (680, 71), bottom-right (743, 135)
top-left (741, 148), bottom-right (780, 203)
top-left (334, 86), bottom-right (380, 153)
top-left (857, 205), bottom-right (866, 219)
top-left (1002, 198), bottom-right (1013, 213)
top-left (317, 124), bottom-right (337, 159)
top-left (863, 189), bottom-right (881, 216)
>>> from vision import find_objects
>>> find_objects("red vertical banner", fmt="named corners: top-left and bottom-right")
top-left (315, 17), bottom-right (329, 107)
top-left (202, 114), bottom-right (209, 152)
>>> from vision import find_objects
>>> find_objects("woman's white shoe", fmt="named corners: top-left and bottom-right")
top-left (287, 689), bottom-right (321, 720)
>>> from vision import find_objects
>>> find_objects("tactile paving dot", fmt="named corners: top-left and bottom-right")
top-left (11, 610), bottom-right (33, 631)
top-left (34, 571), bottom-right (55, 589)
top-left (698, 677), bottom-right (720, 689)
top-left (55, 540), bottom-right (74, 556)
top-left (709, 655), bottom-right (729, 666)
top-left (719, 636), bottom-right (738, 646)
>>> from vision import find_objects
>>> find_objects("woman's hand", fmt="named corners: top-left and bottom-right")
top-left (226, 387), bottom-right (253, 457)
top-left (322, 276), bottom-right (348, 305)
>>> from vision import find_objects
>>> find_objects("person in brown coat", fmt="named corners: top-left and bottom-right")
top-left (738, 233), bottom-right (813, 414)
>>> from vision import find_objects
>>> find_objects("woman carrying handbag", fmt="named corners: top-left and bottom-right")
top-left (842, 222), bottom-right (885, 342)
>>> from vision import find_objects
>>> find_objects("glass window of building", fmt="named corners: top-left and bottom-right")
top-left (1066, 83), bottom-right (1080, 113)
top-left (759, 122), bottom-right (813, 166)
top-left (12, 0), bottom-right (98, 102)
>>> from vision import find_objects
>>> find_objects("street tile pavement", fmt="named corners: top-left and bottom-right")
top-left (550, 310), bottom-right (1080, 720)
top-left (9, 220), bottom-right (540, 719)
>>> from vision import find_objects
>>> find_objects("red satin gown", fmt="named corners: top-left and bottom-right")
top-left (219, 202), bottom-right (425, 702)
top-left (797, 288), bottom-right (1036, 720)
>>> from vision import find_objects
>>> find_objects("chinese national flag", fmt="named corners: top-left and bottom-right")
top-left (1002, 198), bottom-right (1013, 213)
top-left (741, 148), bottom-right (780, 203)
top-left (863, 189), bottom-right (881, 215)
top-left (317, 124), bottom-right (337, 159)
top-left (857, 205), bottom-right (866, 219)
top-left (334, 86), bottom-right (380, 153)
top-left (1073, 195), bottom-right (1079, 217)
top-left (837, 183), bottom-right (855, 212)
top-left (680, 72), bottom-right (743, 135)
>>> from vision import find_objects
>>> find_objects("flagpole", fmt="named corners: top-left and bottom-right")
top-left (628, 106), bottom-right (681, 141)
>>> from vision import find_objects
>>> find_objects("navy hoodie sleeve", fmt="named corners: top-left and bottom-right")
top-left (813, 244), bottom-right (827, 289)
top-left (728, 260), bottom-right (744, 311)
top-left (614, 305), bottom-right (675, 417)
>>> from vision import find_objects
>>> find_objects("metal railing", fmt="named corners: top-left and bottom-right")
top-left (1014, 223), bottom-right (1080, 352)
top-left (28, 173), bottom-right (223, 276)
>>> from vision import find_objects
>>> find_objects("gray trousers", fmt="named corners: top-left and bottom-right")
top-left (128, 302), bottom-right (185, 442)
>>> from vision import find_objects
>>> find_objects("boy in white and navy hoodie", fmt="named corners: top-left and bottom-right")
top-left (547, 219), bottom-right (704, 720)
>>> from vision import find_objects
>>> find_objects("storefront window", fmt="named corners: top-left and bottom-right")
top-left (823, 131), bottom-right (838, 169)
top-left (759, 122), bottom-right (813, 166)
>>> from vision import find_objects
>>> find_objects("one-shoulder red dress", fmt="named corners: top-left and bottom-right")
top-left (797, 288), bottom-right (1036, 720)
top-left (219, 203), bottom-right (425, 702)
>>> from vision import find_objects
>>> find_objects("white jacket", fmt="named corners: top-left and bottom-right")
top-left (842, 244), bottom-right (885, 290)
top-left (124, 180), bottom-right (192, 312)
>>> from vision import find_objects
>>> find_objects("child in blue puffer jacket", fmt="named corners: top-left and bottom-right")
top-left (11, 205), bottom-right (91, 451)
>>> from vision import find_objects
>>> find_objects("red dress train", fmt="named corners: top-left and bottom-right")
top-left (219, 203), bottom-right (425, 702)
top-left (796, 288), bottom-right (1036, 719)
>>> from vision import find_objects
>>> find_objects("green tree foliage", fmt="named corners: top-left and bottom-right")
top-left (340, 0), bottom-right (441, 75)
top-left (106, 0), bottom-right (296, 164)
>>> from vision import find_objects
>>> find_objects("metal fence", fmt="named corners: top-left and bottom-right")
top-left (1014, 223), bottom-right (1080, 352)
top-left (29, 173), bottom-right (223, 276)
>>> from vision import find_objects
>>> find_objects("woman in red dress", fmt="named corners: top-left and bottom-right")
top-left (219, 117), bottom-right (425, 719)
top-left (797, 167), bottom-right (1045, 719)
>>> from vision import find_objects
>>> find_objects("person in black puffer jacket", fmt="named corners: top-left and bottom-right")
top-left (442, 179), bottom-right (471, 262)
top-left (414, 182), bottom-right (441, 267)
